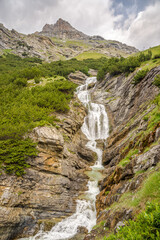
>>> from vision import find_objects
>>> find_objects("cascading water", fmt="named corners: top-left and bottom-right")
top-left (21, 77), bottom-right (109, 240)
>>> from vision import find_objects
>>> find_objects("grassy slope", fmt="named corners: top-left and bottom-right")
top-left (76, 51), bottom-right (107, 60)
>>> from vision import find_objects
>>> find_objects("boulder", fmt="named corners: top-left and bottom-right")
top-left (68, 71), bottom-right (87, 85)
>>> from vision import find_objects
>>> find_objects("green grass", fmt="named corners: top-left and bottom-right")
top-left (137, 45), bottom-right (160, 71)
top-left (140, 58), bottom-right (160, 71)
top-left (118, 149), bottom-right (139, 167)
top-left (108, 169), bottom-right (160, 211)
top-left (143, 45), bottom-right (160, 57)
top-left (106, 202), bottom-right (160, 240)
top-left (51, 38), bottom-right (90, 49)
top-left (2, 49), bottom-right (13, 54)
top-left (65, 40), bottom-right (90, 48)
top-left (76, 51), bottom-right (107, 60)
top-left (154, 74), bottom-right (160, 88)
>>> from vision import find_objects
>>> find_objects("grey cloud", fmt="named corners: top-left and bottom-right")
top-left (127, 2), bottom-right (160, 49)
top-left (0, 0), bottom-right (159, 49)
top-left (0, 0), bottom-right (60, 32)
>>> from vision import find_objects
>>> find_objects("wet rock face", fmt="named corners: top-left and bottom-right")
top-left (0, 98), bottom-right (97, 240)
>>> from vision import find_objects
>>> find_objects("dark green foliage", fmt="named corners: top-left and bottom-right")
top-left (132, 69), bottom-right (149, 85)
top-left (106, 202), bottom-right (160, 240)
top-left (0, 139), bottom-right (37, 176)
top-left (34, 77), bottom-right (40, 84)
top-left (138, 50), bottom-right (152, 62)
top-left (97, 50), bottom-right (153, 81)
top-left (153, 74), bottom-right (160, 88)
top-left (97, 56), bottom-right (141, 81)
top-left (0, 54), bottom-right (82, 176)
top-left (14, 77), bottom-right (28, 87)
top-left (0, 80), bottom-right (76, 140)
top-left (153, 54), bottom-right (160, 59)
top-left (0, 54), bottom-right (109, 86)
top-left (97, 67), bottom-right (107, 81)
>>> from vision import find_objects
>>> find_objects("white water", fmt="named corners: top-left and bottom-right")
top-left (21, 77), bottom-right (109, 240)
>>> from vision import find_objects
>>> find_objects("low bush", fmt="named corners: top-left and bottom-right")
top-left (105, 202), bottom-right (160, 240)
top-left (0, 139), bottom-right (37, 176)
top-left (132, 69), bottom-right (149, 85)
top-left (153, 74), bottom-right (160, 88)
top-left (153, 54), bottom-right (160, 59)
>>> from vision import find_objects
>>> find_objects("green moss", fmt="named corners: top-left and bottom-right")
top-left (63, 133), bottom-right (70, 142)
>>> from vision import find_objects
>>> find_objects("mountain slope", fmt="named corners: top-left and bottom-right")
top-left (0, 20), bottom-right (138, 61)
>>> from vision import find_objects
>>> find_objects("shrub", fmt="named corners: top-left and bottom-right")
top-left (14, 77), bottom-right (28, 87)
top-left (0, 139), bottom-right (37, 176)
top-left (106, 202), bottom-right (160, 240)
top-left (132, 69), bottom-right (149, 85)
top-left (153, 54), bottom-right (160, 59)
top-left (34, 77), bottom-right (40, 84)
top-left (153, 74), bottom-right (160, 88)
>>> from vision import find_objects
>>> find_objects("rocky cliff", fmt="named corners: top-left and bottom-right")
top-left (39, 18), bottom-right (89, 40)
top-left (83, 66), bottom-right (160, 239)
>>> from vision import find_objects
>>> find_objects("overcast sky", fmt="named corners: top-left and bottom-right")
top-left (0, 0), bottom-right (160, 50)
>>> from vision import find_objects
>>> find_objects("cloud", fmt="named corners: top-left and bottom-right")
top-left (0, 0), bottom-right (159, 50)
top-left (0, 0), bottom-right (60, 33)
top-left (127, 1), bottom-right (160, 49)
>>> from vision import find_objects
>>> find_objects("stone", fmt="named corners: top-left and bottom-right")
top-left (29, 126), bottom-right (64, 152)
top-left (155, 127), bottom-right (160, 141)
top-left (68, 71), bottom-right (87, 85)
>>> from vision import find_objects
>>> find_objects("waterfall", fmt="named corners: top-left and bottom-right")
top-left (21, 77), bottom-right (109, 240)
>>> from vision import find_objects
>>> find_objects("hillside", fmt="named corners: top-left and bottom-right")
top-left (0, 19), bottom-right (138, 61)
top-left (0, 32), bottom-right (159, 239)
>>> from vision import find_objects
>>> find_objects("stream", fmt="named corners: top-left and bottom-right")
top-left (21, 77), bottom-right (109, 240)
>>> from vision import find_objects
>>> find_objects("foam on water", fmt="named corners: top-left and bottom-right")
top-left (20, 77), bottom-right (109, 240)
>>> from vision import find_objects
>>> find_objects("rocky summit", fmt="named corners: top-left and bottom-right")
top-left (39, 18), bottom-right (89, 40)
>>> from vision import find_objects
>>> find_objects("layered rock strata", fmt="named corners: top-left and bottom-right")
top-left (84, 66), bottom-right (160, 239)
top-left (0, 93), bottom-right (97, 240)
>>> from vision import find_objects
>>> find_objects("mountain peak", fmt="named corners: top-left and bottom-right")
top-left (40, 18), bottom-right (88, 40)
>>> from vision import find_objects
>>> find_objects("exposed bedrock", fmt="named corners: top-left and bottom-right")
top-left (83, 66), bottom-right (160, 239)
top-left (0, 96), bottom-right (97, 240)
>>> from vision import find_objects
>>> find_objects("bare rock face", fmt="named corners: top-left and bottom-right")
top-left (0, 97), bottom-right (97, 240)
top-left (39, 18), bottom-right (88, 40)
top-left (83, 66), bottom-right (160, 239)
